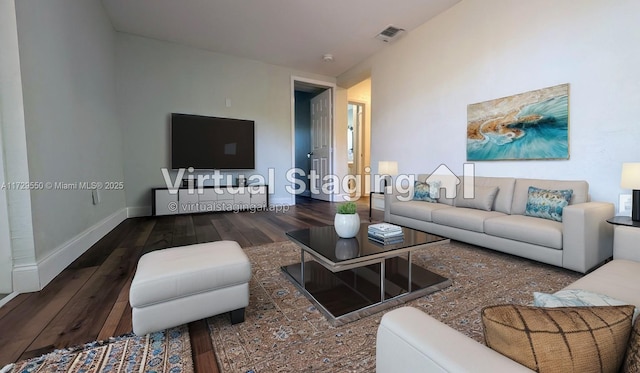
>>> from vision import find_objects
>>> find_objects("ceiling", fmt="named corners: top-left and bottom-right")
top-left (101, 0), bottom-right (461, 77)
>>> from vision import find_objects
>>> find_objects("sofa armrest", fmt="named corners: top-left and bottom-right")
top-left (384, 185), bottom-right (411, 222)
top-left (376, 307), bottom-right (533, 373)
top-left (562, 202), bottom-right (614, 273)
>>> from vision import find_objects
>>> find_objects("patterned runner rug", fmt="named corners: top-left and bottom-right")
top-left (1, 325), bottom-right (192, 373)
top-left (208, 240), bottom-right (582, 372)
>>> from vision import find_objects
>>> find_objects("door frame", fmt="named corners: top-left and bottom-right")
top-left (290, 76), bottom-right (336, 205)
top-left (0, 110), bottom-right (13, 295)
top-left (347, 101), bottom-right (366, 198)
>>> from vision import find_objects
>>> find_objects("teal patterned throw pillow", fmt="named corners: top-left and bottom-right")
top-left (413, 181), bottom-right (436, 202)
top-left (524, 186), bottom-right (573, 222)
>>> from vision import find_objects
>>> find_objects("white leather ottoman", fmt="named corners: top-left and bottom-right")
top-left (129, 240), bottom-right (251, 335)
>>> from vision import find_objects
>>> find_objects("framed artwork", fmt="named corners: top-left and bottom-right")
top-left (467, 83), bottom-right (569, 161)
top-left (619, 194), bottom-right (633, 216)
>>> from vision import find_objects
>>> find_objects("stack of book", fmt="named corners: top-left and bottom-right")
top-left (367, 223), bottom-right (404, 245)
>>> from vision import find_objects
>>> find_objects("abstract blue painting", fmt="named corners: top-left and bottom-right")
top-left (467, 84), bottom-right (569, 161)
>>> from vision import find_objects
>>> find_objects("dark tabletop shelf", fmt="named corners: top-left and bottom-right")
top-left (606, 216), bottom-right (640, 228)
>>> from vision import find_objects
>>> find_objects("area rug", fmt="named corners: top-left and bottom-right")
top-left (208, 240), bottom-right (582, 372)
top-left (1, 325), bottom-right (193, 373)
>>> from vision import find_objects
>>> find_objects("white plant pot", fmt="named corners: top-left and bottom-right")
top-left (335, 238), bottom-right (360, 260)
top-left (334, 213), bottom-right (360, 238)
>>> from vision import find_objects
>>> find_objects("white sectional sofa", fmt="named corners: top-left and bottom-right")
top-left (376, 225), bottom-right (640, 372)
top-left (384, 175), bottom-right (615, 273)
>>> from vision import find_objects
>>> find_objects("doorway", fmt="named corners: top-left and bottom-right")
top-left (292, 78), bottom-right (335, 203)
top-left (346, 77), bottom-right (372, 197)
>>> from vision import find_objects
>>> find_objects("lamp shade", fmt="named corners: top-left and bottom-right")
top-left (621, 163), bottom-right (640, 189)
top-left (378, 161), bottom-right (398, 176)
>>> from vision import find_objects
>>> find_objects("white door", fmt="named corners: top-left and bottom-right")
top-left (310, 89), bottom-right (332, 201)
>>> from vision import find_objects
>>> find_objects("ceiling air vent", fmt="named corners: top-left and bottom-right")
top-left (375, 25), bottom-right (406, 43)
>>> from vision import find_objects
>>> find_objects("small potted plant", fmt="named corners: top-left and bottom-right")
top-left (334, 201), bottom-right (360, 238)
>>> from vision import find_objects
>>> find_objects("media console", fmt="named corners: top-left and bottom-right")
top-left (152, 185), bottom-right (268, 216)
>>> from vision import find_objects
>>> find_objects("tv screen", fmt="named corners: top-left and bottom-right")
top-left (171, 113), bottom-right (255, 169)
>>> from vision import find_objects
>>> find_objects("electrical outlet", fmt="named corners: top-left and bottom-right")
top-left (92, 189), bottom-right (100, 205)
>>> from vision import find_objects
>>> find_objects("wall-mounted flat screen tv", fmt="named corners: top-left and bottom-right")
top-left (171, 113), bottom-right (255, 169)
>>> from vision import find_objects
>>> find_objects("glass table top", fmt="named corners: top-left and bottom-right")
top-left (285, 223), bottom-right (447, 265)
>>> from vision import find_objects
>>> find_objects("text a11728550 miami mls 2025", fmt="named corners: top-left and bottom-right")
top-left (0, 181), bottom-right (125, 190)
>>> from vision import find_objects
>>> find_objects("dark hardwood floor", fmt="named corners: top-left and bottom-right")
top-left (0, 197), bottom-right (383, 371)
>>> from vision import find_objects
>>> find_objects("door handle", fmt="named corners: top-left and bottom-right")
top-left (307, 152), bottom-right (313, 158)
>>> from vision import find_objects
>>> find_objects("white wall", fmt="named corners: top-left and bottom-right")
top-left (339, 0), bottom-right (640, 206)
top-left (15, 0), bottom-right (126, 267)
top-left (116, 34), bottom-right (335, 209)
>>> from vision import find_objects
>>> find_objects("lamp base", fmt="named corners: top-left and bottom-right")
top-left (632, 190), bottom-right (640, 222)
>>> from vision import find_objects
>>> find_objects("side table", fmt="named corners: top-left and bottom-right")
top-left (606, 216), bottom-right (640, 228)
top-left (606, 216), bottom-right (640, 260)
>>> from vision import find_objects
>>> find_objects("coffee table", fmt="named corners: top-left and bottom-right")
top-left (282, 223), bottom-right (451, 324)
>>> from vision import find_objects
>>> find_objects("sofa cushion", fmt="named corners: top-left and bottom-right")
top-left (458, 176), bottom-right (516, 214)
top-left (484, 214), bottom-right (563, 249)
top-left (524, 186), bottom-right (573, 222)
top-left (482, 304), bottom-right (634, 373)
top-left (564, 260), bottom-right (640, 309)
top-left (431, 208), bottom-right (505, 233)
top-left (389, 200), bottom-right (453, 222)
top-left (512, 178), bottom-right (588, 216)
top-left (413, 180), bottom-right (437, 202)
top-left (623, 318), bottom-right (640, 373)
top-left (454, 185), bottom-right (499, 211)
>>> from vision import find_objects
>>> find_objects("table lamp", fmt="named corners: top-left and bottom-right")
top-left (378, 161), bottom-right (398, 192)
top-left (621, 162), bottom-right (640, 221)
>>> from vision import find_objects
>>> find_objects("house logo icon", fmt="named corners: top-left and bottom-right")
top-left (425, 163), bottom-right (476, 199)
top-left (426, 164), bottom-right (460, 199)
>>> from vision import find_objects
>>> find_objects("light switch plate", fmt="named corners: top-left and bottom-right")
top-left (92, 189), bottom-right (100, 205)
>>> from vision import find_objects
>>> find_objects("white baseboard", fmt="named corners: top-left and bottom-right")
top-left (127, 206), bottom-right (151, 217)
top-left (269, 197), bottom-right (294, 206)
top-left (14, 208), bottom-right (128, 292)
top-left (0, 291), bottom-right (19, 308)
top-left (12, 264), bottom-right (39, 293)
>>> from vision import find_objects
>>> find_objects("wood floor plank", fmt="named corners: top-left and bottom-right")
top-left (275, 212), bottom-right (315, 229)
top-left (192, 214), bottom-right (222, 243)
top-left (224, 212), bottom-right (272, 247)
top-left (68, 219), bottom-right (137, 269)
top-left (114, 302), bottom-right (133, 337)
top-left (142, 216), bottom-right (176, 253)
top-left (22, 247), bottom-right (138, 356)
top-left (97, 271), bottom-right (134, 340)
top-left (210, 218), bottom-right (252, 247)
top-left (172, 215), bottom-right (198, 247)
top-left (0, 267), bottom-right (97, 366)
top-left (265, 212), bottom-right (305, 233)
top-left (122, 217), bottom-right (157, 249)
top-left (245, 214), bottom-right (289, 242)
top-left (189, 320), bottom-right (220, 373)
top-left (0, 293), bottom-right (30, 321)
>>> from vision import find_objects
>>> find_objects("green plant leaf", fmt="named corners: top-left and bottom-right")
top-left (336, 201), bottom-right (357, 214)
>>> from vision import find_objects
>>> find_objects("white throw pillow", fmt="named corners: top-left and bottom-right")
top-left (534, 289), bottom-right (639, 322)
